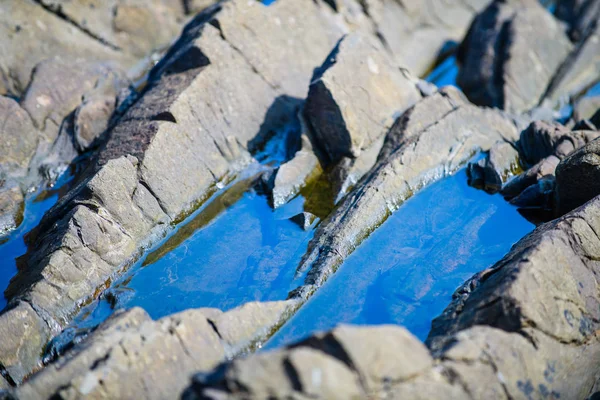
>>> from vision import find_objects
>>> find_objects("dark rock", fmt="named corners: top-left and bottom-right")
top-left (518, 121), bottom-right (573, 167)
top-left (0, 0), bottom-right (350, 382)
top-left (16, 301), bottom-right (294, 399)
top-left (509, 175), bottom-right (555, 209)
top-left (291, 87), bottom-right (520, 298)
top-left (290, 212), bottom-right (318, 231)
top-left (501, 155), bottom-right (560, 200)
top-left (556, 138), bottom-right (600, 214)
top-left (304, 33), bottom-right (421, 165)
top-left (573, 119), bottom-right (598, 131)
top-left (467, 141), bottom-right (521, 193)
top-left (592, 108), bottom-right (600, 128)
top-left (457, 0), bottom-right (572, 113)
top-left (555, 0), bottom-right (600, 41)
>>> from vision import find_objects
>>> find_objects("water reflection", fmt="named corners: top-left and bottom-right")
top-left (265, 169), bottom-right (534, 348)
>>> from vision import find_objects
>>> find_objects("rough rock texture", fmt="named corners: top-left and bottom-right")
top-left (343, 0), bottom-right (491, 76)
top-left (457, 0), bottom-right (573, 113)
top-left (467, 140), bottom-right (521, 193)
top-left (291, 87), bottom-right (521, 299)
top-left (290, 212), bottom-right (318, 231)
top-left (188, 194), bottom-right (600, 400)
top-left (15, 301), bottom-right (294, 399)
top-left (304, 33), bottom-right (421, 165)
top-left (0, 183), bottom-right (24, 236)
top-left (574, 95), bottom-right (600, 122)
top-left (0, 0), bottom-right (190, 96)
top-left (555, 0), bottom-right (600, 42)
top-left (0, 0), bottom-right (351, 383)
top-left (0, 97), bottom-right (38, 177)
top-left (556, 138), bottom-right (600, 215)
top-left (272, 134), bottom-right (320, 209)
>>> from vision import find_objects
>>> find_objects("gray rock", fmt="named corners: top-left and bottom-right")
top-left (518, 121), bottom-right (573, 167)
top-left (0, 0), bottom-right (350, 382)
top-left (15, 301), bottom-right (294, 399)
top-left (290, 212), bottom-right (318, 231)
top-left (457, 0), bottom-right (573, 113)
top-left (0, 183), bottom-right (23, 236)
top-left (272, 135), bottom-right (320, 209)
top-left (291, 87), bottom-right (520, 298)
top-left (555, 0), bottom-right (600, 41)
top-left (467, 141), bottom-right (521, 193)
top-left (304, 33), bottom-right (421, 164)
top-left (502, 155), bottom-right (560, 200)
top-left (556, 138), bottom-right (600, 214)
top-left (0, 97), bottom-right (38, 178)
top-left (574, 95), bottom-right (600, 122)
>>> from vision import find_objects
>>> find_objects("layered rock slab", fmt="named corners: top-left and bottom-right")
top-left (0, 0), bottom-right (348, 383)
top-left (457, 0), bottom-right (573, 113)
top-left (291, 87), bottom-right (520, 298)
top-left (14, 301), bottom-right (294, 399)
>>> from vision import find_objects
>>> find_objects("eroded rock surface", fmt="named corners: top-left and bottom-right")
top-left (292, 87), bottom-right (521, 298)
top-left (457, 0), bottom-right (572, 113)
top-left (15, 300), bottom-right (294, 399)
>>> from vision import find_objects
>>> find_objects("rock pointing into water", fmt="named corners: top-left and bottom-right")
top-left (292, 86), bottom-right (520, 299)
top-left (14, 300), bottom-right (294, 399)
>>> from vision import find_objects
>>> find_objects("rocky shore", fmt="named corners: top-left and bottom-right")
top-left (1, 0), bottom-right (600, 398)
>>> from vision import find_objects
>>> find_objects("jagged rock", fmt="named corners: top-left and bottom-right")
top-left (304, 33), bottom-right (421, 165)
top-left (348, 0), bottom-right (491, 76)
top-left (0, 183), bottom-right (23, 236)
top-left (272, 135), bottom-right (320, 208)
top-left (290, 212), bottom-right (318, 231)
top-left (457, 0), bottom-right (573, 113)
top-left (291, 87), bottom-right (520, 298)
top-left (0, 97), bottom-right (38, 178)
top-left (518, 121), bottom-right (575, 167)
top-left (192, 195), bottom-right (600, 400)
top-left (574, 96), bottom-right (600, 121)
top-left (556, 138), bottom-right (600, 215)
top-left (501, 155), bottom-right (560, 200)
top-left (467, 141), bottom-right (521, 193)
top-left (0, 0), bottom-right (351, 382)
top-left (15, 301), bottom-right (293, 399)
top-left (555, 0), bottom-right (600, 41)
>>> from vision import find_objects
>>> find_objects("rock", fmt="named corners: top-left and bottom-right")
top-left (574, 95), bottom-right (600, 121)
top-left (556, 138), bottom-right (600, 214)
top-left (457, 0), bottom-right (573, 113)
top-left (593, 108), bottom-right (600, 128)
top-left (290, 212), bottom-right (318, 231)
top-left (291, 87), bottom-right (520, 299)
top-left (184, 0), bottom-right (219, 14)
top-left (501, 155), bottom-right (560, 200)
top-left (0, 0), bottom-right (350, 382)
top-left (304, 33), bottom-right (421, 165)
top-left (0, 183), bottom-right (23, 236)
top-left (272, 135), bottom-right (320, 208)
top-left (0, 97), bottom-right (38, 178)
top-left (467, 141), bottom-right (521, 193)
top-left (572, 119), bottom-right (598, 131)
top-left (15, 301), bottom-right (293, 399)
top-left (74, 95), bottom-right (117, 151)
top-left (518, 121), bottom-right (573, 167)
top-left (192, 195), bottom-right (600, 400)
top-left (348, 0), bottom-right (491, 76)
top-left (0, 0), bottom-right (133, 96)
top-left (555, 0), bottom-right (600, 41)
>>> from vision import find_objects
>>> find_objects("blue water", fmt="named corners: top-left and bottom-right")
top-left (585, 81), bottom-right (600, 98)
top-left (264, 169), bottom-right (534, 348)
top-left (0, 169), bottom-right (74, 310)
top-left (426, 55), bottom-right (458, 87)
top-left (71, 171), bottom-right (314, 328)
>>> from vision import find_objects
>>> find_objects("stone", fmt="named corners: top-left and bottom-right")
top-left (593, 108), bottom-right (600, 128)
top-left (16, 301), bottom-right (293, 399)
top-left (304, 33), bottom-right (421, 165)
top-left (556, 138), bottom-right (600, 214)
top-left (291, 87), bottom-right (520, 299)
top-left (74, 95), bottom-right (117, 151)
top-left (501, 155), bottom-right (560, 200)
top-left (467, 141), bottom-right (521, 193)
top-left (457, 0), bottom-right (573, 113)
top-left (0, 183), bottom-right (23, 236)
top-left (574, 95), bottom-right (600, 121)
top-left (290, 212), bottom-right (318, 231)
top-left (0, 0), bottom-right (350, 381)
top-left (272, 134), bottom-right (320, 208)
top-left (518, 121), bottom-right (573, 167)
top-left (184, 0), bottom-right (219, 14)
top-left (0, 96), bottom-right (38, 178)
top-left (555, 0), bottom-right (600, 41)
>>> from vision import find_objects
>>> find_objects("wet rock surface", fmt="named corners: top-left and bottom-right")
top-left (15, 300), bottom-right (294, 399)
